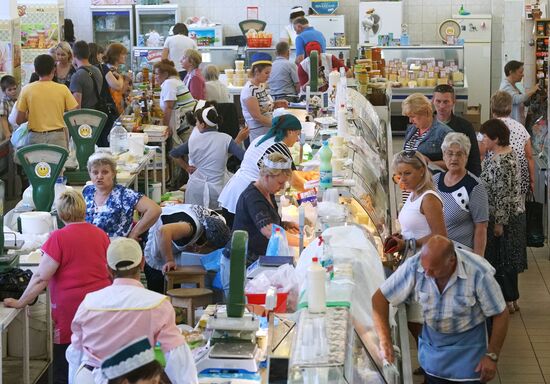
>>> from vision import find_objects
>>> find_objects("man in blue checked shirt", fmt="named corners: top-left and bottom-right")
top-left (372, 236), bottom-right (509, 384)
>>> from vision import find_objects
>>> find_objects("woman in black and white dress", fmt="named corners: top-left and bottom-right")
top-left (433, 132), bottom-right (489, 256)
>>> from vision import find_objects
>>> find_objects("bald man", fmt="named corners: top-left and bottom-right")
top-left (372, 236), bottom-right (508, 384)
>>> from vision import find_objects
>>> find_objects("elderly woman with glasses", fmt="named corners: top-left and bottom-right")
top-left (433, 133), bottom-right (489, 256)
top-left (219, 152), bottom-right (300, 297)
top-left (218, 113), bottom-right (307, 228)
top-left (402, 93), bottom-right (453, 170)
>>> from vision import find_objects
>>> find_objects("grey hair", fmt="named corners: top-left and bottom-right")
top-left (87, 151), bottom-right (117, 173)
top-left (441, 132), bottom-right (471, 156)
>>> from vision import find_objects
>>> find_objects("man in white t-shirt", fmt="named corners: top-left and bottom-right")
top-left (162, 23), bottom-right (198, 80)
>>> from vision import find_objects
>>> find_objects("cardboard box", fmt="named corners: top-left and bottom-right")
top-left (462, 104), bottom-right (482, 131)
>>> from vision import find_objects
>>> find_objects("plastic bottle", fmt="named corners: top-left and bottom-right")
top-left (319, 237), bottom-right (334, 281)
top-left (337, 103), bottom-right (347, 137)
top-left (154, 341), bottom-right (166, 367)
top-left (319, 140), bottom-right (333, 190)
top-left (109, 121), bottom-right (128, 155)
top-left (53, 176), bottom-right (68, 208)
top-left (308, 257), bottom-right (326, 313)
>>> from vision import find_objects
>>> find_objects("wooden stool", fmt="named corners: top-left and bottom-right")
top-left (167, 288), bottom-right (213, 326)
top-left (164, 266), bottom-right (207, 292)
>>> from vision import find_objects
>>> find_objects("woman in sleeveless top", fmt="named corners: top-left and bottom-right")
top-left (388, 149), bottom-right (447, 376)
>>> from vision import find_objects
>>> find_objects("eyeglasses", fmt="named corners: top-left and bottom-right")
top-left (443, 151), bottom-right (465, 158)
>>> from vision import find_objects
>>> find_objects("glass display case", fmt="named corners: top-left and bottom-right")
top-left (135, 4), bottom-right (178, 48)
top-left (380, 45), bottom-right (468, 133)
top-left (91, 5), bottom-right (134, 68)
top-left (345, 88), bottom-right (392, 240)
top-left (131, 46), bottom-right (162, 73)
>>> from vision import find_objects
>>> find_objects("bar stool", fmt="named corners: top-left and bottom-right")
top-left (167, 288), bottom-right (213, 326)
top-left (164, 266), bottom-right (207, 292)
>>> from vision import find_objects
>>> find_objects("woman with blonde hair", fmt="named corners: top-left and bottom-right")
top-left (55, 41), bottom-right (76, 87)
top-left (204, 65), bottom-right (231, 102)
top-left (387, 149), bottom-right (447, 372)
top-left (181, 48), bottom-right (205, 99)
top-left (4, 190), bottom-right (111, 384)
top-left (402, 93), bottom-right (452, 170)
top-left (219, 151), bottom-right (300, 296)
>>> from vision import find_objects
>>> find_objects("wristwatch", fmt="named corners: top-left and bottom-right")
top-left (485, 352), bottom-right (498, 362)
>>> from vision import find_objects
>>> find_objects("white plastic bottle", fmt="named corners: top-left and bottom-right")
top-left (308, 257), bottom-right (326, 313)
top-left (109, 121), bottom-right (128, 155)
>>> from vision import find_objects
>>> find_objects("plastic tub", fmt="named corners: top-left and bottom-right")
top-left (246, 292), bottom-right (289, 313)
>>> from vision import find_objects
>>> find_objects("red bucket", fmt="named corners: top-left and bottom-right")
top-left (245, 291), bottom-right (289, 313)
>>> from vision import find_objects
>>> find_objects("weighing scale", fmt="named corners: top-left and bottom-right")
top-left (0, 180), bottom-right (23, 270)
top-left (16, 144), bottom-right (68, 212)
top-left (196, 230), bottom-right (262, 374)
top-left (63, 109), bottom-right (107, 184)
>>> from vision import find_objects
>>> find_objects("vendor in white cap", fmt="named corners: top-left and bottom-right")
top-left (143, 203), bottom-right (231, 293)
top-left (67, 238), bottom-right (198, 384)
top-left (280, 6), bottom-right (306, 47)
top-left (169, 104), bottom-right (248, 209)
top-left (100, 337), bottom-right (163, 384)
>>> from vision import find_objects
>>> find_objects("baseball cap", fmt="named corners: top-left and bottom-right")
top-left (250, 52), bottom-right (272, 68)
top-left (107, 238), bottom-right (143, 271)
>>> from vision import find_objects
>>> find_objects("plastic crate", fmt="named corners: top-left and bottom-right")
top-left (246, 291), bottom-right (288, 313)
top-left (247, 37), bottom-right (272, 48)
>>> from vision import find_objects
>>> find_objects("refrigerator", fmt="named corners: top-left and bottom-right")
top-left (135, 4), bottom-right (178, 48)
top-left (307, 15), bottom-right (346, 47)
top-left (453, 14), bottom-right (492, 121)
top-left (91, 5), bottom-right (134, 68)
top-left (358, 1), bottom-right (403, 45)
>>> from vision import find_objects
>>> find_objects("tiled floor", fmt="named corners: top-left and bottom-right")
top-left (411, 245), bottom-right (550, 384)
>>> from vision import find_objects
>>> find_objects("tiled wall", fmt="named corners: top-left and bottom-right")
top-left (65, 0), bottom-right (537, 93)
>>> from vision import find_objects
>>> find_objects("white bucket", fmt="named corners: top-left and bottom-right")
top-left (8, 295), bottom-right (48, 358)
top-left (148, 183), bottom-right (162, 204)
top-left (19, 211), bottom-right (53, 234)
top-left (128, 133), bottom-right (148, 156)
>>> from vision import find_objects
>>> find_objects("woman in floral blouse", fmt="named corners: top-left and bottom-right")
top-left (83, 152), bottom-right (161, 240)
top-left (480, 119), bottom-right (525, 314)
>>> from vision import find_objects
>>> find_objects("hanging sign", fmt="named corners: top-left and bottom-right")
top-left (311, 0), bottom-right (339, 15)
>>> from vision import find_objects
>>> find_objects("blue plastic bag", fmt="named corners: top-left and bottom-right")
top-left (200, 248), bottom-right (223, 272)
top-left (266, 224), bottom-right (290, 256)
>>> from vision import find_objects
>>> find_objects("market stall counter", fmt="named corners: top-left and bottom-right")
top-left (178, 87), bottom-right (412, 383)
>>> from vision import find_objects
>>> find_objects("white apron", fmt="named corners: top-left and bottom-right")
top-left (218, 136), bottom-right (280, 213)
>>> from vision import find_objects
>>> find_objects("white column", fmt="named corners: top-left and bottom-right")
top-left (0, 0), bottom-right (17, 20)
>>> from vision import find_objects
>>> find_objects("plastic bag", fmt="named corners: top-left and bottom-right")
top-left (245, 263), bottom-right (300, 311)
top-left (265, 224), bottom-right (290, 256)
top-left (10, 122), bottom-right (28, 149)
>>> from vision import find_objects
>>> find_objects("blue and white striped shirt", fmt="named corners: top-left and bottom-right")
top-left (381, 249), bottom-right (506, 334)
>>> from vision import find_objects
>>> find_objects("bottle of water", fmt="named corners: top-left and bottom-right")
top-left (319, 140), bottom-right (333, 190)
top-left (109, 121), bottom-right (128, 155)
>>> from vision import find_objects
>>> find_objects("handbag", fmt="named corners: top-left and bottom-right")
top-left (0, 268), bottom-right (33, 301)
top-left (526, 192), bottom-right (545, 247)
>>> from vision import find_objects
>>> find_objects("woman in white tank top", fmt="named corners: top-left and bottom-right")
top-left (388, 150), bottom-right (447, 373)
